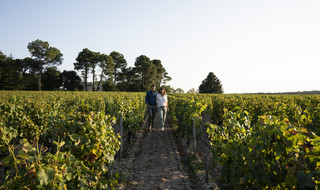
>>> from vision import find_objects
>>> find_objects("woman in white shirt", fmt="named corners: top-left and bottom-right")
top-left (156, 87), bottom-right (169, 132)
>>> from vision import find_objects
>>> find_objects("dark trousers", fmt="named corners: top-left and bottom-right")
top-left (148, 104), bottom-right (157, 128)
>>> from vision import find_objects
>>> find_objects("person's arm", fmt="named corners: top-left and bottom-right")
top-left (166, 96), bottom-right (169, 111)
top-left (156, 94), bottom-right (159, 105)
top-left (166, 101), bottom-right (169, 112)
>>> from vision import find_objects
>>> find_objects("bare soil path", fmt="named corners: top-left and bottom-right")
top-left (126, 112), bottom-right (194, 190)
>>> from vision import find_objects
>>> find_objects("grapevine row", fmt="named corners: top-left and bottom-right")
top-left (169, 94), bottom-right (320, 189)
top-left (0, 91), bottom-right (146, 189)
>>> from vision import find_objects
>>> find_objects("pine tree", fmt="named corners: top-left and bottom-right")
top-left (199, 72), bottom-right (223, 93)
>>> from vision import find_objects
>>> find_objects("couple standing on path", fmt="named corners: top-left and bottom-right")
top-left (145, 84), bottom-right (169, 132)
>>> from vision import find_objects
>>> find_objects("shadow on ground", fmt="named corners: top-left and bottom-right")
top-left (126, 112), bottom-right (194, 190)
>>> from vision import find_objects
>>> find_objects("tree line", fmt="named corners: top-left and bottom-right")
top-left (0, 39), bottom-right (225, 93)
top-left (0, 39), bottom-right (171, 92)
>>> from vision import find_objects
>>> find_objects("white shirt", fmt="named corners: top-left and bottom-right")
top-left (156, 94), bottom-right (168, 107)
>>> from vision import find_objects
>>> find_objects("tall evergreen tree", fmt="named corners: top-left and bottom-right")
top-left (21, 57), bottom-right (38, 74)
top-left (60, 70), bottom-right (83, 91)
top-left (96, 54), bottom-right (114, 91)
top-left (110, 51), bottom-right (126, 85)
top-left (21, 57), bottom-right (38, 90)
top-left (42, 67), bottom-right (62, 91)
top-left (0, 51), bottom-right (5, 62)
top-left (131, 55), bottom-right (172, 92)
top-left (74, 48), bottom-right (93, 91)
top-left (116, 66), bottom-right (138, 92)
top-left (0, 53), bottom-right (24, 90)
top-left (152, 59), bottom-right (172, 87)
top-left (199, 72), bottom-right (223, 94)
top-left (90, 51), bottom-right (100, 91)
top-left (134, 55), bottom-right (157, 92)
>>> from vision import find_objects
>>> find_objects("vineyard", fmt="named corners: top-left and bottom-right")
top-left (1, 91), bottom-right (320, 189)
top-left (169, 94), bottom-right (320, 189)
top-left (0, 91), bottom-right (145, 189)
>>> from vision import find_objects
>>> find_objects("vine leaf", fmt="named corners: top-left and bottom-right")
top-left (38, 169), bottom-right (48, 185)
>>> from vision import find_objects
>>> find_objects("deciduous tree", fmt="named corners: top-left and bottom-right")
top-left (174, 88), bottom-right (185, 93)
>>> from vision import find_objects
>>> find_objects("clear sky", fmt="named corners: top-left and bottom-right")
top-left (1, 0), bottom-right (319, 93)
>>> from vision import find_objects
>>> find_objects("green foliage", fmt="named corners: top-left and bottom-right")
top-left (207, 110), bottom-right (320, 189)
top-left (102, 78), bottom-right (118, 92)
top-left (132, 55), bottom-right (171, 92)
top-left (42, 67), bottom-right (62, 91)
top-left (169, 96), bottom-right (207, 139)
top-left (74, 49), bottom-right (125, 92)
top-left (60, 70), bottom-right (83, 91)
top-left (168, 93), bottom-right (320, 189)
top-left (0, 47), bottom-right (171, 92)
top-left (27, 40), bottom-right (62, 66)
top-left (0, 55), bottom-right (24, 90)
top-left (151, 59), bottom-right (172, 88)
top-left (27, 39), bottom-right (63, 91)
top-left (0, 91), bottom-right (146, 189)
top-left (134, 55), bottom-right (157, 92)
top-left (74, 48), bottom-right (94, 91)
top-left (110, 51), bottom-right (126, 85)
top-left (199, 72), bottom-right (223, 94)
top-left (161, 85), bottom-right (174, 93)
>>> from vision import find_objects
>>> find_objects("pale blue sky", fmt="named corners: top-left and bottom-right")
top-left (1, 0), bottom-right (319, 93)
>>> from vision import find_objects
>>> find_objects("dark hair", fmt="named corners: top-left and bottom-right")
top-left (159, 87), bottom-right (166, 95)
top-left (151, 84), bottom-right (155, 88)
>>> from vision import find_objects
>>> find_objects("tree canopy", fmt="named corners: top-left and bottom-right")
top-left (0, 40), bottom-right (172, 92)
top-left (60, 70), bottom-right (83, 91)
top-left (131, 55), bottom-right (172, 92)
top-left (74, 48), bottom-right (94, 91)
top-left (199, 72), bottom-right (223, 94)
top-left (27, 39), bottom-right (63, 91)
top-left (0, 53), bottom-right (24, 90)
top-left (110, 51), bottom-right (126, 85)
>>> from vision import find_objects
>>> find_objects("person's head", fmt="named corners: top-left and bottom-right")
top-left (159, 87), bottom-right (166, 95)
top-left (150, 84), bottom-right (156, 92)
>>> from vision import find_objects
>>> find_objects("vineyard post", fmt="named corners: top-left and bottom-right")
top-left (120, 114), bottom-right (123, 160)
top-left (193, 119), bottom-right (196, 157)
top-left (205, 153), bottom-right (209, 183)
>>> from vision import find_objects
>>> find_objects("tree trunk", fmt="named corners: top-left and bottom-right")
top-left (38, 61), bottom-right (43, 91)
top-left (96, 69), bottom-right (104, 91)
top-left (84, 67), bottom-right (88, 91)
top-left (92, 68), bottom-right (95, 91)
top-left (141, 72), bottom-right (144, 92)
top-left (38, 70), bottom-right (42, 91)
top-left (114, 67), bottom-right (117, 85)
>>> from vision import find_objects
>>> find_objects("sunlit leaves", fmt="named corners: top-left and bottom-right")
top-left (0, 91), bottom-right (146, 189)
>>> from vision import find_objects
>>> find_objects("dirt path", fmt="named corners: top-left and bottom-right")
top-left (126, 112), bottom-right (193, 190)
